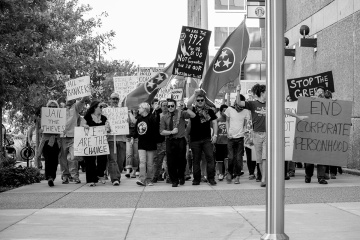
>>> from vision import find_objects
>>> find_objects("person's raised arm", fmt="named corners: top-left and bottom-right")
top-left (285, 109), bottom-right (308, 121)
top-left (235, 85), bottom-right (246, 107)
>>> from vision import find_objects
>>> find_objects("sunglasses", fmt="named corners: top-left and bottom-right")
top-left (111, 98), bottom-right (119, 100)
top-left (167, 105), bottom-right (175, 108)
top-left (196, 99), bottom-right (205, 102)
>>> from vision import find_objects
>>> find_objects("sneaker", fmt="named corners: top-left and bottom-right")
top-left (305, 177), bottom-right (311, 183)
top-left (234, 176), bottom-right (240, 184)
top-left (185, 176), bottom-right (191, 181)
top-left (62, 178), bottom-right (69, 184)
top-left (179, 178), bottom-right (185, 185)
top-left (248, 175), bottom-right (256, 180)
top-left (201, 176), bottom-right (208, 183)
top-left (192, 181), bottom-right (200, 185)
top-left (88, 182), bottom-right (96, 187)
top-left (125, 173), bottom-right (130, 178)
top-left (331, 174), bottom-right (336, 179)
top-left (147, 182), bottom-right (154, 186)
top-left (98, 177), bottom-right (106, 184)
top-left (318, 179), bottom-right (328, 184)
top-left (260, 182), bottom-right (266, 187)
top-left (208, 179), bottom-right (217, 185)
top-left (226, 173), bottom-right (232, 184)
top-left (285, 175), bottom-right (290, 180)
top-left (136, 180), bottom-right (146, 186)
top-left (218, 174), bottom-right (224, 181)
top-left (289, 171), bottom-right (295, 177)
top-left (172, 183), bottom-right (179, 187)
top-left (113, 180), bottom-right (120, 186)
top-left (48, 178), bottom-right (54, 187)
top-left (74, 178), bottom-right (81, 184)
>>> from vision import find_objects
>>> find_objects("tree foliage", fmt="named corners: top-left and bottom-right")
top-left (0, 0), bottom-right (136, 133)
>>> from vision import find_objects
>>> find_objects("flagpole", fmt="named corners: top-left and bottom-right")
top-left (238, 14), bottom-right (247, 86)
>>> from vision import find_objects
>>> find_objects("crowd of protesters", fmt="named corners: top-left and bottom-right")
top-left (31, 84), bottom-right (342, 188)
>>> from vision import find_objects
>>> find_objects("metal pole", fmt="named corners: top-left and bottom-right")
top-left (261, 0), bottom-right (288, 240)
top-left (200, 0), bottom-right (209, 72)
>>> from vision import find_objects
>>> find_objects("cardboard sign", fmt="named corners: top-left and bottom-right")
top-left (285, 102), bottom-right (297, 160)
top-left (292, 97), bottom-right (352, 166)
top-left (156, 80), bottom-right (173, 100)
top-left (173, 26), bottom-right (211, 79)
top-left (113, 76), bottom-right (138, 102)
top-left (65, 76), bottom-right (91, 101)
top-left (137, 67), bottom-right (163, 85)
top-left (171, 88), bottom-right (183, 101)
top-left (74, 126), bottom-right (109, 156)
top-left (40, 107), bottom-right (66, 134)
top-left (102, 107), bottom-right (129, 135)
top-left (287, 71), bottom-right (335, 101)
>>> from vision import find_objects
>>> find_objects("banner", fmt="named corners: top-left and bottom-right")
top-left (292, 97), bottom-right (352, 166)
top-left (285, 102), bottom-right (297, 160)
top-left (173, 26), bottom-right (211, 79)
top-left (113, 76), bottom-right (138, 102)
top-left (137, 67), bottom-right (163, 85)
top-left (287, 71), bottom-right (334, 101)
top-left (74, 126), bottom-right (109, 156)
top-left (171, 88), bottom-right (183, 101)
top-left (102, 107), bottom-right (129, 135)
top-left (40, 107), bottom-right (66, 134)
top-left (65, 76), bottom-right (91, 101)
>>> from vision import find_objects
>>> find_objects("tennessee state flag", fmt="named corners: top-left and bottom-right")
top-left (201, 20), bottom-right (250, 101)
top-left (124, 61), bottom-right (175, 108)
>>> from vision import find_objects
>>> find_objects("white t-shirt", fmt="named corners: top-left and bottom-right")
top-left (225, 107), bottom-right (250, 139)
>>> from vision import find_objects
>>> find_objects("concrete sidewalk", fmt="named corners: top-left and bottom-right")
top-left (1, 169), bottom-right (360, 240)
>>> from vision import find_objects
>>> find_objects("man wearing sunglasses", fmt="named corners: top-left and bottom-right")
top-left (186, 89), bottom-right (218, 186)
top-left (160, 99), bottom-right (195, 187)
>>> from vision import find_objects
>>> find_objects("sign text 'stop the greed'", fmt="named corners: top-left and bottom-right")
top-left (74, 126), bottom-right (109, 156)
top-left (287, 71), bottom-right (334, 101)
top-left (40, 107), bottom-right (66, 134)
top-left (137, 67), bottom-right (163, 85)
top-left (292, 97), bottom-right (353, 166)
top-left (173, 26), bottom-right (211, 79)
top-left (102, 107), bottom-right (129, 135)
top-left (65, 76), bottom-right (91, 101)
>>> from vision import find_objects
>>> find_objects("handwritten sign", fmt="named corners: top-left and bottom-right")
top-left (137, 67), bottom-right (163, 85)
top-left (65, 76), bottom-right (91, 101)
top-left (287, 71), bottom-right (334, 101)
top-left (171, 88), bottom-right (183, 101)
top-left (113, 76), bottom-right (138, 102)
top-left (156, 80), bottom-right (172, 100)
top-left (285, 102), bottom-right (297, 160)
top-left (40, 107), bottom-right (66, 134)
top-left (292, 97), bottom-right (352, 166)
top-left (173, 26), bottom-right (211, 79)
top-left (74, 126), bottom-right (109, 156)
top-left (102, 107), bottom-right (129, 135)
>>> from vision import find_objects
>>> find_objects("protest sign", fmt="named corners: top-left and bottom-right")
top-left (287, 71), bottom-right (334, 101)
top-left (102, 107), bottom-right (129, 135)
top-left (65, 76), bottom-right (91, 101)
top-left (171, 88), bottom-right (183, 101)
top-left (292, 97), bottom-right (352, 166)
top-left (137, 67), bottom-right (163, 85)
top-left (113, 76), bottom-right (138, 102)
top-left (285, 102), bottom-right (297, 160)
top-left (173, 26), bottom-right (211, 79)
top-left (74, 126), bottom-right (109, 156)
top-left (40, 107), bottom-right (66, 134)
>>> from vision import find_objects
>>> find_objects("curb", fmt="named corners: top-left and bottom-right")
top-left (343, 168), bottom-right (360, 176)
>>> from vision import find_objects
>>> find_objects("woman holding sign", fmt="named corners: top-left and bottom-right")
top-left (83, 101), bottom-right (111, 186)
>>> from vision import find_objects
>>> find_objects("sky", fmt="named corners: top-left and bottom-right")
top-left (78, 0), bottom-right (188, 67)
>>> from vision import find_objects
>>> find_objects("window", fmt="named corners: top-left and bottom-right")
top-left (214, 27), bottom-right (229, 47)
top-left (215, 0), bottom-right (245, 10)
top-left (247, 28), bottom-right (262, 48)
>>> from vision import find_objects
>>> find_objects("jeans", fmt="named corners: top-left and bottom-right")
top-left (190, 139), bottom-right (215, 182)
top-left (138, 150), bottom-right (155, 183)
top-left (108, 140), bottom-right (126, 181)
top-left (253, 132), bottom-right (266, 163)
top-left (166, 137), bottom-right (187, 184)
top-left (42, 141), bottom-right (60, 180)
top-left (227, 137), bottom-right (244, 177)
top-left (245, 147), bottom-right (256, 175)
top-left (59, 138), bottom-right (79, 180)
top-left (305, 163), bottom-right (326, 179)
top-left (125, 138), bottom-right (139, 170)
top-left (84, 155), bottom-right (108, 183)
top-left (215, 144), bottom-right (227, 175)
top-left (153, 142), bottom-right (166, 180)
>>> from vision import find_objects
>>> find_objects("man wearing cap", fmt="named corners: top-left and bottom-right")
top-left (59, 96), bottom-right (89, 184)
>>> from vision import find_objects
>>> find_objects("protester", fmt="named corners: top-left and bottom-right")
top-left (160, 98), bottom-right (195, 187)
top-left (215, 104), bottom-right (228, 181)
top-left (83, 101), bottom-right (111, 186)
top-left (106, 92), bottom-right (126, 186)
top-left (59, 96), bottom-right (89, 184)
top-left (135, 102), bottom-right (158, 186)
top-left (27, 107), bottom-right (42, 168)
top-left (186, 89), bottom-right (218, 186)
top-left (37, 100), bottom-right (61, 187)
top-left (125, 109), bottom-right (139, 179)
top-left (225, 91), bottom-right (250, 184)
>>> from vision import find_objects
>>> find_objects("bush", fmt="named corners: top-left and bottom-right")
top-left (0, 153), bottom-right (17, 168)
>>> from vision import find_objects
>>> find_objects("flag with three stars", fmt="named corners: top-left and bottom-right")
top-left (201, 19), bottom-right (250, 101)
top-left (124, 61), bottom-right (175, 108)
